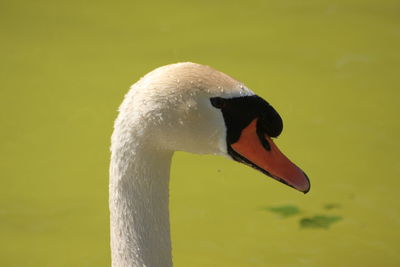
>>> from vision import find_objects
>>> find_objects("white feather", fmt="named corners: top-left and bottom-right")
top-left (110, 62), bottom-right (254, 267)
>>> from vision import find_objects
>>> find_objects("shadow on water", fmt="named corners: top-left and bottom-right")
top-left (265, 205), bottom-right (301, 218)
top-left (324, 203), bottom-right (342, 210)
top-left (264, 204), bottom-right (343, 229)
top-left (299, 215), bottom-right (342, 229)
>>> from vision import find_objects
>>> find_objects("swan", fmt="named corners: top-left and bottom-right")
top-left (109, 62), bottom-right (310, 267)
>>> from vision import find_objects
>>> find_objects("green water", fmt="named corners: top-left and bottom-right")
top-left (1, 0), bottom-right (399, 266)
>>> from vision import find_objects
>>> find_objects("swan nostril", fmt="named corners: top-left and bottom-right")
top-left (255, 118), bottom-right (272, 151)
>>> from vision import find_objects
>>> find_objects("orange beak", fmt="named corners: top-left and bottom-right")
top-left (230, 119), bottom-right (310, 193)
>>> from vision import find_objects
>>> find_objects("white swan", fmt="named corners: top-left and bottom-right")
top-left (109, 62), bottom-right (310, 267)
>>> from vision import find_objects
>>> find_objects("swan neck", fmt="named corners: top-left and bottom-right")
top-left (110, 140), bottom-right (173, 267)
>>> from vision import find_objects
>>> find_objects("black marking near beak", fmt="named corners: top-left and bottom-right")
top-left (210, 95), bottom-right (310, 193)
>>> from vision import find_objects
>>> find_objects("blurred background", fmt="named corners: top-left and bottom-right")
top-left (1, 0), bottom-right (399, 266)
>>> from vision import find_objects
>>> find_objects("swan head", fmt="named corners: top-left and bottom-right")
top-left (118, 62), bottom-right (310, 193)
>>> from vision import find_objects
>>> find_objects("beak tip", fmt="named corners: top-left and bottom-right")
top-left (300, 172), bottom-right (311, 194)
top-left (302, 187), bottom-right (310, 194)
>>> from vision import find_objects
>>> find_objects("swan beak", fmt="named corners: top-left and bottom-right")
top-left (230, 119), bottom-right (310, 193)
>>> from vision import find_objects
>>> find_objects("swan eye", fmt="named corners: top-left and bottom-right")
top-left (210, 97), bottom-right (226, 109)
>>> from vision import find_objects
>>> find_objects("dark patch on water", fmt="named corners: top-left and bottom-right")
top-left (324, 203), bottom-right (341, 210)
top-left (299, 215), bottom-right (342, 229)
top-left (266, 205), bottom-right (301, 218)
top-left (263, 203), bottom-right (343, 229)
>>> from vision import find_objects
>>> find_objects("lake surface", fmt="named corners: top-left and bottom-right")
top-left (1, 0), bottom-right (399, 266)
